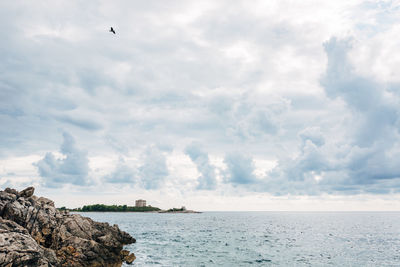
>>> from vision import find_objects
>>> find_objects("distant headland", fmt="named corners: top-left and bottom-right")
top-left (59, 199), bottom-right (201, 213)
top-left (61, 204), bottom-right (161, 212)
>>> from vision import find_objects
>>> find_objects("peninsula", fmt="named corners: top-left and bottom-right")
top-left (63, 204), bottom-right (161, 212)
top-left (61, 204), bottom-right (201, 213)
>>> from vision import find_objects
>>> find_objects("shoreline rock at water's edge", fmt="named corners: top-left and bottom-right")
top-left (157, 210), bottom-right (201, 213)
top-left (0, 186), bottom-right (136, 266)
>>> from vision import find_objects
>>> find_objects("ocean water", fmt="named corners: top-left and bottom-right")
top-left (78, 212), bottom-right (400, 266)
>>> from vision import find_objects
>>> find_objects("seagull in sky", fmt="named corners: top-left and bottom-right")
top-left (109, 27), bottom-right (116, 34)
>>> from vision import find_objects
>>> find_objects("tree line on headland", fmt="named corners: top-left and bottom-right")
top-left (58, 204), bottom-right (161, 212)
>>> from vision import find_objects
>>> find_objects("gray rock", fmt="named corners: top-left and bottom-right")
top-left (0, 187), bottom-right (136, 266)
top-left (19, 186), bottom-right (35, 198)
top-left (0, 218), bottom-right (58, 266)
top-left (4, 188), bottom-right (18, 196)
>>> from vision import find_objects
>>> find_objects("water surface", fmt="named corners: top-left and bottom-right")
top-left (79, 212), bottom-right (400, 266)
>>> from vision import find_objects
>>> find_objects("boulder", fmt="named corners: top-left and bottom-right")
top-left (4, 188), bottom-right (18, 195)
top-left (0, 187), bottom-right (136, 266)
top-left (0, 218), bottom-right (58, 266)
top-left (19, 186), bottom-right (35, 198)
top-left (124, 253), bottom-right (136, 264)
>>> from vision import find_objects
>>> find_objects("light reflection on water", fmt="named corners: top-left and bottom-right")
top-left (78, 212), bottom-right (400, 266)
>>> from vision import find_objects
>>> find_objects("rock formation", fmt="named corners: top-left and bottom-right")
top-left (0, 187), bottom-right (136, 266)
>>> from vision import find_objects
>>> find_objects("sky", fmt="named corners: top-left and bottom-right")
top-left (1, 0), bottom-right (400, 211)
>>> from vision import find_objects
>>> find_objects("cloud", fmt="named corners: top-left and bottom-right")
top-left (2, 1), bottom-right (400, 206)
top-left (321, 37), bottom-right (399, 146)
top-left (299, 127), bottom-right (325, 147)
top-left (184, 143), bottom-right (217, 190)
top-left (0, 0), bottom-right (306, 157)
top-left (34, 132), bottom-right (90, 187)
top-left (138, 146), bottom-right (169, 190)
top-left (224, 152), bottom-right (257, 185)
top-left (261, 37), bottom-right (400, 195)
top-left (320, 37), bottom-right (400, 183)
top-left (56, 115), bottom-right (103, 131)
top-left (104, 157), bottom-right (136, 184)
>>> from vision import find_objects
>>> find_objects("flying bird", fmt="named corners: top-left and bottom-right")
top-left (109, 27), bottom-right (116, 34)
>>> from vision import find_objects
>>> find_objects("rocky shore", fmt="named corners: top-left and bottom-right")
top-left (158, 210), bottom-right (201, 214)
top-left (0, 187), bottom-right (136, 266)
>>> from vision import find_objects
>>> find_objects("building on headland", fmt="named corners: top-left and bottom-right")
top-left (135, 199), bottom-right (146, 207)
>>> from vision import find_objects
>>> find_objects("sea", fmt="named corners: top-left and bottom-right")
top-left (78, 212), bottom-right (400, 266)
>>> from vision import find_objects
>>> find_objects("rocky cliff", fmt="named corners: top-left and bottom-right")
top-left (0, 187), bottom-right (136, 266)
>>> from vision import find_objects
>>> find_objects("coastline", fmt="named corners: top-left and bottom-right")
top-left (158, 210), bottom-right (202, 214)
top-left (64, 204), bottom-right (201, 213)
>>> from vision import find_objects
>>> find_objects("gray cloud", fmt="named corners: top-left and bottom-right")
top-left (299, 127), bottom-right (325, 147)
top-left (139, 147), bottom-right (169, 190)
top-left (224, 152), bottom-right (257, 185)
top-left (261, 37), bottom-right (400, 195)
top-left (56, 115), bottom-right (103, 131)
top-left (320, 38), bottom-right (400, 185)
top-left (104, 146), bottom-right (172, 188)
top-left (35, 132), bottom-right (90, 188)
top-left (321, 38), bottom-right (399, 144)
top-left (1, 1), bottom-right (400, 199)
top-left (104, 157), bottom-right (136, 184)
top-left (0, 0), bottom-right (297, 158)
top-left (185, 143), bottom-right (217, 190)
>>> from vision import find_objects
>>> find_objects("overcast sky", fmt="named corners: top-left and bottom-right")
top-left (1, 0), bottom-right (400, 210)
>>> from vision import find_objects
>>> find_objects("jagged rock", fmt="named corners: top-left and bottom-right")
top-left (19, 186), bottom-right (35, 198)
top-left (120, 249), bottom-right (136, 264)
top-left (4, 188), bottom-right (18, 196)
top-left (0, 218), bottom-right (58, 266)
top-left (0, 187), bottom-right (136, 266)
top-left (124, 253), bottom-right (136, 264)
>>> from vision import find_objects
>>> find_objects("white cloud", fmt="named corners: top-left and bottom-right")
top-left (2, 0), bottom-right (400, 209)
top-left (138, 146), bottom-right (169, 190)
top-left (35, 132), bottom-right (90, 188)
top-left (185, 143), bottom-right (217, 190)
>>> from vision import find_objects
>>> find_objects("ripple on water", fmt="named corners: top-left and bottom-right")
top-left (78, 212), bottom-right (400, 266)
